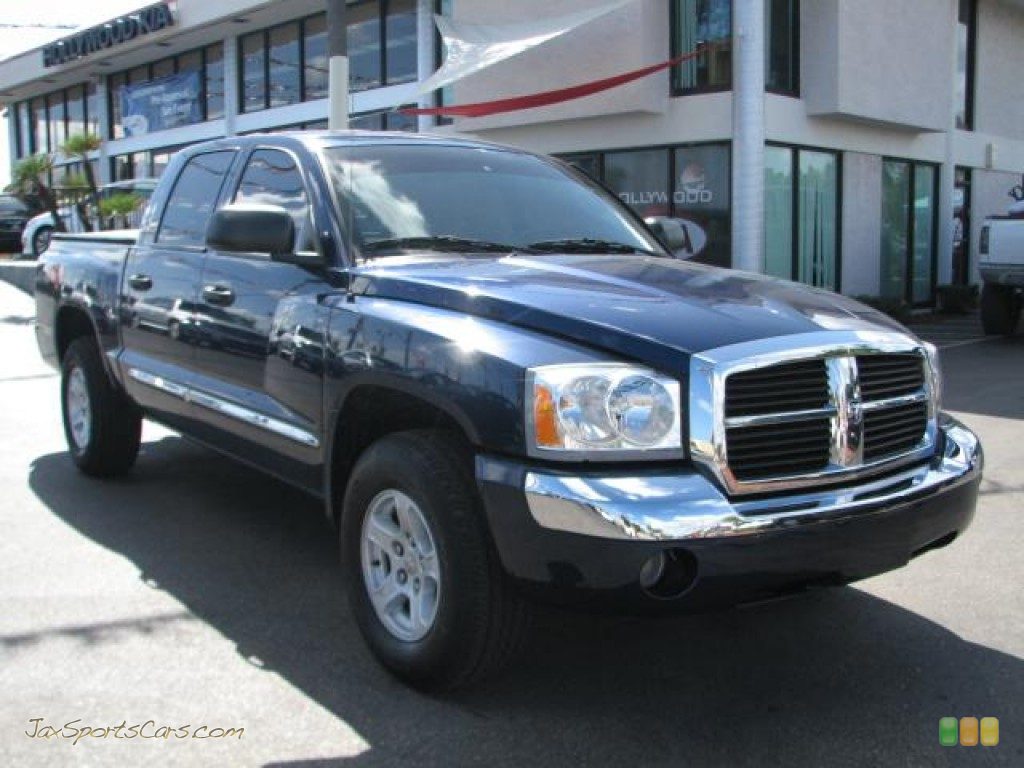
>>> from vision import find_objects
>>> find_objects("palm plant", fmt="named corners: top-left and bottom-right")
top-left (12, 154), bottom-right (64, 232)
top-left (61, 133), bottom-right (103, 231)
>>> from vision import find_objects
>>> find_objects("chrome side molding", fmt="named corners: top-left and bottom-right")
top-left (128, 367), bottom-right (320, 448)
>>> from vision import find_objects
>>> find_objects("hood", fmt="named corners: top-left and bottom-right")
top-left (350, 254), bottom-right (911, 369)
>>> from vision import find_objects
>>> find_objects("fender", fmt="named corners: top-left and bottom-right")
top-left (322, 370), bottom-right (486, 524)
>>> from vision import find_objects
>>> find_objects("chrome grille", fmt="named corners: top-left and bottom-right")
top-left (726, 417), bottom-right (832, 480)
top-left (863, 401), bottom-right (929, 461)
top-left (725, 360), bottom-right (829, 417)
top-left (725, 360), bottom-right (831, 480)
top-left (690, 333), bottom-right (938, 496)
top-left (858, 354), bottom-right (925, 399)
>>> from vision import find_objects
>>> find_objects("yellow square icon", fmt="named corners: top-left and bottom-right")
top-left (960, 717), bottom-right (979, 746)
top-left (980, 717), bottom-right (999, 747)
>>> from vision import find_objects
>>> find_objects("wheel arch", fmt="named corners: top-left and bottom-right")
top-left (324, 378), bottom-right (483, 527)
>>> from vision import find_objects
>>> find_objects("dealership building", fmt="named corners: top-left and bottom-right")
top-left (1, 0), bottom-right (1023, 305)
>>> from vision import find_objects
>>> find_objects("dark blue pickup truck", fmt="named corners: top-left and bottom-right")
top-left (35, 132), bottom-right (982, 690)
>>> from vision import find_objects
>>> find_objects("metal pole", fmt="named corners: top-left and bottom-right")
top-left (731, 0), bottom-right (766, 274)
top-left (327, 0), bottom-right (349, 129)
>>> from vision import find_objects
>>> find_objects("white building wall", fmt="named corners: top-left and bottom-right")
top-left (975, 0), bottom-right (1024, 141)
top-left (802, 0), bottom-right (954, 132)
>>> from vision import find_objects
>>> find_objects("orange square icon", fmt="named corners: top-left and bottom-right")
top-left (980, 717), bottom-right (999, 747)
top-left (959, 717), bottom-right (979, 746)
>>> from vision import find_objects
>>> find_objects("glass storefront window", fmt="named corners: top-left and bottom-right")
top-left (349, 1), bottom-right (383, 92)
top-left (672, 0), bottom-right (732, 93)
top-left (763, 145), bottom-right (839, 291)
top-left (269, 22), bottom-right (302, 108)
top-left (47, 92), bottom-right (66, 153)
top-left (797, 150), bottom-right (838, 290)
top-left (603, 149), bottom-right (671, 219)
top-left (86, 82), bottom-right (99, 136)
top-left (385, 108), bottom-right (418, 132)
top-left (17, 102), bottom-right (32, 157)
top-left (108, 73), bottom-right (127, 139)
top-left (129, 65), bottom-right (150, 87)
top-left (764, 145), bottom-right (793, 278)
top-left (385, 0), bottom-right (418, 85)
top-left (765, 0), bottom-right (798, 94)
top-left (66, 85), bottom-right (86, 139)
top-left (241, 31), bottom-right (267, 112)
top-left (881, 161), bottom-right (911, 301)
top-left (303, 14), bottom-right (329, 101)
top-left (912, 165), bottom-right (936, 304)
top-left (673, 144), bottom-right (731, 267)
top-left (206, 43), bottom-right (225, 120)
top-left (152, 57), bottom-right (176, 79)
top-left (32, 98), bottom-right (47, 154)
top-left (881, 160), bottom-right (937, 305)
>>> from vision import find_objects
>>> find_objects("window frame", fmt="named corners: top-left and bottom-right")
top-left (765, 141), bottom-right (843, 293)
top-left (881, 156), bottom-right (940, 307)
top-left (956, 0), bottom-right (977, 131)
top-left (155, 149), bottom-right (238, 249)
top-left (670, 0), bottom-right (735, 96)
top-left (765, 0), bottom-right (800, 97)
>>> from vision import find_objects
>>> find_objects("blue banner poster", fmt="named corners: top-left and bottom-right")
top-left (121, 71), bottom-right (201, 136)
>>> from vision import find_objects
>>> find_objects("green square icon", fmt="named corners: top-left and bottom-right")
top-left (940, 717), bottom-right (959, 747)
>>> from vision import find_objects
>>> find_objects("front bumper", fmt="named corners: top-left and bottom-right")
top-left (476, 417), bottom-right (981, 610)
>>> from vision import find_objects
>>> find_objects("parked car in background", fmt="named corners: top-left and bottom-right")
top-left (978, 204), bottom-right (1024, 335)
top-left (0, 194), bottom-right (37, 255)
top-left (21, 179), bottom-right (157, 257)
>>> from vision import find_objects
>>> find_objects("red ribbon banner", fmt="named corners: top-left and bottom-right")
top-left (400, 46), bottom-right (707, 119)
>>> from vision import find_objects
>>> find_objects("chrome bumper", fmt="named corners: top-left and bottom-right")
top-left (524, 418), bottom-right (981, 541)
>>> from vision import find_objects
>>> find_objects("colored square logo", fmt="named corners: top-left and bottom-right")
top-left (960, 717), bottom-right (979, 746)
top-left (980, 717), bottom-right (999, 747)
top-left (939, 717), bottom-right (958, 747)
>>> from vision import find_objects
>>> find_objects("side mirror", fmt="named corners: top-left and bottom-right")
top-left (207, 204), bottom-right (297, 258)
top-left (644, 216), bottom-right (692, 255)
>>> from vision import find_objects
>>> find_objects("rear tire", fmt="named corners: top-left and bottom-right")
top-left (341, 430), bottom-right (530, 692)
top-left (61, 337), bottom-right (142, 477)
top-left (980, 283), bottom-right (1020, 335)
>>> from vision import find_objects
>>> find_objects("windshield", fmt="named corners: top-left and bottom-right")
top-left (322, 144), bottom-right (664, 258)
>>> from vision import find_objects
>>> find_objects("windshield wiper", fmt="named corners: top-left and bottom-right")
top-left (526, 238), bottom-right (661, 257)
top-left (361, 235), bottom-right (526, 255)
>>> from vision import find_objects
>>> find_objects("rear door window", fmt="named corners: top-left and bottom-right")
top-left (157, 151), bottom-right (236, 246)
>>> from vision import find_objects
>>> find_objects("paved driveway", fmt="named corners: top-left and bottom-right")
top-left (1, 283), bottom-right (1020, 767)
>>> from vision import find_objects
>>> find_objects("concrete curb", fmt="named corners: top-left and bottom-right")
top-left (0, 261), bottom-right (37, 296)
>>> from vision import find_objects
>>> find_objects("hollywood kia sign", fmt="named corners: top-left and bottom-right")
top-left (42, 3), bottom-right (175, 68)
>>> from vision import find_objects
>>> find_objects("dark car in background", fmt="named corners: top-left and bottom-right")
top-left (0, 194), bottom-right (35, 254)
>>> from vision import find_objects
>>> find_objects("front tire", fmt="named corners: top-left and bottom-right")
top-left (341, 430), bottom-right (530, 691)
top-left (980, 283), bottom-right (1020, 335)
top-left (61, 338), bottom-right (142, 477)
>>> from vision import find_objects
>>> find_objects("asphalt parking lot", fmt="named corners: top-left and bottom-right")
top-left (0, 281), bottom-right (1021, 767)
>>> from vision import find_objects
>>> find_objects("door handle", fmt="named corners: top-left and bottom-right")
top-left (202, 284), bottom-right (235, 306)
top-left (128, 273), bottom-right (152, 291)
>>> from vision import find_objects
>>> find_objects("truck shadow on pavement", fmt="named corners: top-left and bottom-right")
top-left (27, 437), bottom-right (1023, 768)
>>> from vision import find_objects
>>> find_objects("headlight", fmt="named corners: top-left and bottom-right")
top-left (923, 341), bottom-right (942, 412)
top-left (527, 364), bottom-right (683, 458)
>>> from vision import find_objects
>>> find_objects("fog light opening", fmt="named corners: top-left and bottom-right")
top-left (640, 549), bottom-right (698, 599)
